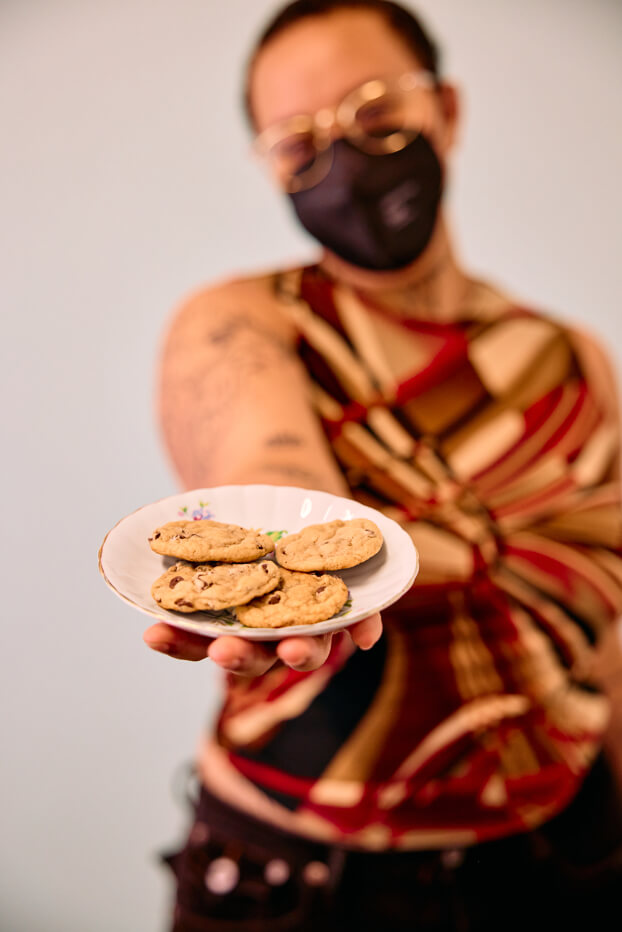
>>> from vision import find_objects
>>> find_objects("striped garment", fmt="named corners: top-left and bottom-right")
top-left (213, 264), bottom-right (622, 850)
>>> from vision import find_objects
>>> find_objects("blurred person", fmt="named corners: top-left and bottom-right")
top-left (143, 2), bottom-right (622, 929)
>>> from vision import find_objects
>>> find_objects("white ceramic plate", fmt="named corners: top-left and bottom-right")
top-left (98, 485), bottom-right (418, 640)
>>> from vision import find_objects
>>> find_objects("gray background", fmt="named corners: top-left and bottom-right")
top-left (1, 0), bottom-right (621, 929)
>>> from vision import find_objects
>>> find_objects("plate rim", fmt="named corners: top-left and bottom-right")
top-left (98, 484), bottom-right (419, 639)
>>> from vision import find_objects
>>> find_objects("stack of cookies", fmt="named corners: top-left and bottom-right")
top-left (148, 517), bottom-right (383, 628)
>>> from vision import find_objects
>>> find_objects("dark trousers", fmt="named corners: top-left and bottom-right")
top-left (161, 754), bottom-right (622, 931)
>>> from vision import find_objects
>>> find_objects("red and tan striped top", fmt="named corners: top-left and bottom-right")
top-left (214, 264), bottom-right (622, 850)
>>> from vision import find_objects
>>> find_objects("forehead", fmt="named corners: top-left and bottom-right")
top-left (250, 9), bottom-right (423, 131)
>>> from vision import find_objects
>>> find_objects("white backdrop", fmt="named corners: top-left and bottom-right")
top-left (1, 1), bottom-right (621, 929)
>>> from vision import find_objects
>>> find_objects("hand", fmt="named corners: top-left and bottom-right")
top-left (142, 613), bottom-right (383, 676)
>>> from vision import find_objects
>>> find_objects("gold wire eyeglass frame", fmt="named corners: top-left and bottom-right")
top-left (252, 70), bottom-right (437, 193)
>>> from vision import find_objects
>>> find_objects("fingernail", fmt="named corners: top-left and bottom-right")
top-left (222, 658), bottom-right (242, 671)
top-left (292, 655), bottom-right (311, 668)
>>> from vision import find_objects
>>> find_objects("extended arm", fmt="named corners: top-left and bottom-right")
top-left (144, 276), bottom-right (382, 671)
top-left (158, 277), bottom-right (348, 494)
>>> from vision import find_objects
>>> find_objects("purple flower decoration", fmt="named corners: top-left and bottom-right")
top-left (192, 507), bottom-right (215, 520)
top-left (177, 501), bottom-right (214, 519)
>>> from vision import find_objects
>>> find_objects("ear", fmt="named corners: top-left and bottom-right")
top-left (436, 82), bottom-right (460, 153)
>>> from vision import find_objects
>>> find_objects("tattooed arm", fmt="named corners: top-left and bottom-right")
top-left (145, 276), bottom-right (382, 673)
top-left (158, 275), bottom-right (348, 496)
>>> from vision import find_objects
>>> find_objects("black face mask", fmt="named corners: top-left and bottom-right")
top-left (288, 134), bottom-right (443, 271)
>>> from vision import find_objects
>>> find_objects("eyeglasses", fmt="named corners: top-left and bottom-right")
top-left (253, 71), bottom-right (437, 193)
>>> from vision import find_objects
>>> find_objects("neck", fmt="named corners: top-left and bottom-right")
top-left (319, 214), bottom-right (471, 322)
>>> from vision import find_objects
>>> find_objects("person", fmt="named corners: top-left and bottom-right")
top-left (142, 2), bottom-right (622, 929)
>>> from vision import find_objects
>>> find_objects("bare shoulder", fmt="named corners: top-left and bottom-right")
top-left (156, 267), bottom-right (346, 491)
top-left (163, 270), bottom-right (299, 353)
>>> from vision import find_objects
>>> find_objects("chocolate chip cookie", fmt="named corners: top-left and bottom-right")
top-left (148, 520), bottom-right (275, 563)
top-left (235, 568), bottom-right (348, 628)
top-left (151, 560), bottom-right (281, 612)
top-left (275, 518), bottom-right (383, 571)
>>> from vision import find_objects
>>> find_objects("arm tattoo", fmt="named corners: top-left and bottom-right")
top-left (161, 309), bottom-right (301, 483)
top-left (206, 312), bottom-right (294, 370)
top-left (252, 462), bottom-right (326, 486)
top-left (265, 433), bottom-right (304, 448)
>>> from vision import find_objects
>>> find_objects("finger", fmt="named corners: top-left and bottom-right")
top-left (207, 635), bottom-right (279, 677)
top-left (143, 622), bottom-right (212, 661)
top-left (276, 633), bottom-right (333, 672)
top-left (347, 612), bottom-right (383, 650)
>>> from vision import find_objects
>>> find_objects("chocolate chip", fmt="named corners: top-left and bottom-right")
top-left (147, 537), bottom-right (153, 542)
top-left (174, 598), bottom-right (194, 608)
top-left (261, 563), bottom-right (269, 573)
top-left (169, 576), bottom-right (184, 588)
top-left (268, 595), bottom-right (281, 604)
top-left (316, 585), bottom-right (327, 595)
top-left (154, 532), bottom-right (161, 539)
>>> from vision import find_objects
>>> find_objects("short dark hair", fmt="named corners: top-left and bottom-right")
top-left (243, 0), bottom-right (441, 128)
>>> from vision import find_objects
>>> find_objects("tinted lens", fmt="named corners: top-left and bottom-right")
top-left (269, 132), bottom-right (318, 184)
top-left (355, 92), bottom-right (406, 138)
top-left (345, 78), bottom-right (431, 152)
